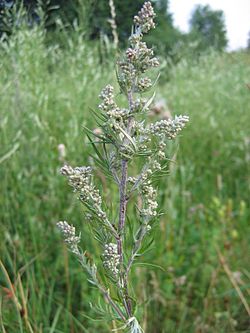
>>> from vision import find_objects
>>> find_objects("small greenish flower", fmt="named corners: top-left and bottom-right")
top-left (57, 221), bottom-right (80, 254)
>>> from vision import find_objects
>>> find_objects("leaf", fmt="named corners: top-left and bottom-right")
top-left (133, 262), bottom-right (165, 271)
top-left (80, 312), bottom-right (104, 322)
top-left (0, 142), bottom-right (20, 164)
top-left (142, 92), bottom-right (155, 112)
top-left (83, 125), bottom-right (104, 141)
top-left (139, 237), bottom-right (154, 255)
top-left (85, 134), bottom-right (113, 177)
top-left (87, 279), bottom-right (98, 286)
top-left (86, 133), bottom-right (105, 161)
top-left (151, 72), bottom-right (161, 88)
top-left (49, 306), bottom-right (63, 333)
top-left (89, 107), bottom-right (107, 122)
top-left (115, 125), bottom-right (137, 151)
top-left (126, 216), bottom-right (135, 243)
top-left (136, 150), bottom-right (152, 157)
top-left (89, 153), bottom-right (112, 178)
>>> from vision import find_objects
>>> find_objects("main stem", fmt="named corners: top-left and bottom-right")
top-left (117, 89), bottom-right (134, 317)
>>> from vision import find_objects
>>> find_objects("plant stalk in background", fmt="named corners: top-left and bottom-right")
top-left (57, 2), bottom-right (189, 332)
top-left (108, 0), bottom-right (119, 49)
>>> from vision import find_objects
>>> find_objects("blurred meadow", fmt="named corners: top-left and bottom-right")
top-left (0, 1), bottom-right (250, 332)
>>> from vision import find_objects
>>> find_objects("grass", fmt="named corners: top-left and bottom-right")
top-left (0, 23), bottom-right (250, 333)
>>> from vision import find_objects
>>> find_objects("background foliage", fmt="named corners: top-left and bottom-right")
top-left (189, 4), bottom-right (228, 52)
top-left (0, 0), bottom-right (229, 54)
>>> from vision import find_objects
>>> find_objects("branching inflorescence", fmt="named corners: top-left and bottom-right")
top-left (57, 2), bottom-right (189, 332)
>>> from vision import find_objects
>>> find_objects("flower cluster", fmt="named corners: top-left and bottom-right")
top-left (140, 181), bottom-right (158, 218)
top-left (128, 164), bottom-right (159, 219)
top-left (98, 84), bottom-right (115, 110)
top-left (127, 41), bottom-right (153, 58)
top-left (156, 140), bottom-right (167, 160)
top-left (117, 61), bottom-right (137, 90)
top-left (61, 165), bottom-right (92, 191)
top-left (103, 243), bottom-right (120, 277)
top-left (117, 2), bottom-right (158, 90)
top-left (133, 1), bottom-right (156, 33)
top-left (148, 115), bottom-right (190, 139)
top-left (126, 41), bottom-right (159, 73)
top-left (60, 165), bottom-right (106, 220)
top-left (98, 85), bottom-right (130, 128)
top-left (57, 221), bottom-right (80, 254)
top-left (137, 77), bottom-right (152, 92)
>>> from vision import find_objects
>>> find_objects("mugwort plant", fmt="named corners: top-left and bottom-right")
top-left (57, 2), bottom-right (189, 332)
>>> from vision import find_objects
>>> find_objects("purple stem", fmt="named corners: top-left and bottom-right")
top-left (117, 90), bottom-right (134, 317)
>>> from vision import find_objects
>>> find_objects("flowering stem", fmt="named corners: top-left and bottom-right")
top-left (117, 88), bottom-right (135, 318)
top-left (57, 3), bottom-right (190, 331)
top-left (76, 251), bottom-right (127, 322)
top-left (118, 160), bottom-right (129, 235)
top-left (118, 158), bottom-right (131, 317)
top-left (99, 286), bottom-right (127, 322)
top-left (125, 223), bottom-right (148, 279)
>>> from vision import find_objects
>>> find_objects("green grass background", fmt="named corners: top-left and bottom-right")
top-left (0, 25), bottom-right (250, 332)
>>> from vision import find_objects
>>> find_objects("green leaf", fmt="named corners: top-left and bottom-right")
top-left (151, 72), bottom-right (161, 88)
top-left (133, 262), bottom-right (165, 271)
top-left (89, 107), bottom-right (107, 122)
top-left (142, 92), bottom-right (155, 112)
